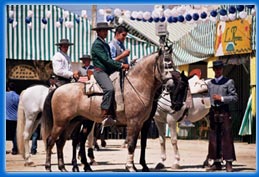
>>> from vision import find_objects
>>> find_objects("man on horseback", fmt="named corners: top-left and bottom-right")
top-left (78, 54), bottom-right (94, 82)
top-left (52, 39), bottom-right (79, 86)
top-left (91, 22), bottom-right (129, 127)
top-left (109, 25), bottom-right (130, 90)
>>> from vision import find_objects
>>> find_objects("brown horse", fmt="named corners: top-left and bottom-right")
top-left (41, 46), bottom-right (179, 172)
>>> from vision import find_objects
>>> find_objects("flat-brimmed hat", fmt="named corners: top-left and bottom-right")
top-left (55, 39), bottom-right (74, 46)
top-left (211, 60), bottom-right (225, 68)
top-left (80, 54), bottom-right (92, 60)
top-left (91, 22), bottom-right (114, 31)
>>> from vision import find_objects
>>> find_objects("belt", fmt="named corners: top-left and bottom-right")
top-left (94, 67), bottom-right (103, 72)
top-left (54, 75), bottom-right (71, 82)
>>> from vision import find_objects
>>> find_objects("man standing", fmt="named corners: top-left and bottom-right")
top-left (206, 60), bottom-right (238, 172)
top-left (91, 22), bottom-right (129, 127)
top-left (52, 39), bottom-right (79, 87)
top-left (109, 25), bottom-right (130, 90)
top-left (6, 82), bottom-right (19, 155)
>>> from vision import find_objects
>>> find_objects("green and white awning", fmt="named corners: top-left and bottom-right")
top-left (6, 5), bottom-right (157, 63)
top-left (6, 5), bottom-right (91, 62)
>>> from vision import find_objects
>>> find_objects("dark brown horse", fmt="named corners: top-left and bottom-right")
top-left (41, 46), bottom-right (181, 172)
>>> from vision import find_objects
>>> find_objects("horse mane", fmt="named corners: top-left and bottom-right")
top-left (127, 52), bottom-right (158, 77)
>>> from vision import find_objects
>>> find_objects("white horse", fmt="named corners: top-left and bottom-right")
top-left (16, 85), bottom-right (50, 166)
top-left (154, 75), bottom-right (211, 169)
top-left (16, 84), bottom-right (98, 168)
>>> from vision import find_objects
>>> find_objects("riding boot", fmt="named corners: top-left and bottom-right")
top-left (206, 161), bottom-right (222, 171)
top-left (101, 109), bottom-right (116, 127)
top-left (226, 161), bottom-right (233, 172)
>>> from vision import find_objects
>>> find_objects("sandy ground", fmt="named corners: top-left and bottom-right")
top-left (5, 138), bottom-right (256, 173)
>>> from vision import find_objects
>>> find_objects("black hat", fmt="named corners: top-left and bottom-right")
top-left (80, 54), bottom-right (92, 60)
top-left (211, 60), bottom-right (225, 68)
top-left (55, 39), bottom-right (74, 46)
top-left (91, 22), bottom-right (114, 31)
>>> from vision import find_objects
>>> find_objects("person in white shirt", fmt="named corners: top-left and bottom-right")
top-left (52, 39), bottom-right (79, 87)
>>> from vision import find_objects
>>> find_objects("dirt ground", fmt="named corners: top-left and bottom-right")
top-left (5, 138), bottom-right (256, 173)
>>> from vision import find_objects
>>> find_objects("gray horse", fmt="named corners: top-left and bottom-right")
top-left (41, 46), bottom-right (183, 172)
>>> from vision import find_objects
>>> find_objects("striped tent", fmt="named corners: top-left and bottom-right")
top-left (117, 5), bottom-right (256, 66)
top-left (6, 5), bottom-right (91, 62)
top-left (6, 5), bottom-right (157, 63)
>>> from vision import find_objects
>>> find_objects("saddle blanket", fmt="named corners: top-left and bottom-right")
top-left (84, 73), bottom-right (124, 112)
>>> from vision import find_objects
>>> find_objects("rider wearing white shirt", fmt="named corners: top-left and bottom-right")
top-left (52, 39), bottom-right (79, 87)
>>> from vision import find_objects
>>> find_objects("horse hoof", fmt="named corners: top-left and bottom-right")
top-left (45, 167), bottom-right (52, 172)
top-left (171, 164), bottom-right (180, 169)
top-left (72, 167), bottom-right (80, 172)
top-left (60, 168), bottom-right (68, 172)
top-left (84, 166), bottom-right (93, 172)
top-left (24, 162), bottom-right (34, 167)
top-left (125, 165), bottom-right (138, 172)
top-left (142, 166), bottom-right (150, 172)
top-left (101, 141), bottom-right (106, 147)
top-left (155, 162), bottom-right (165, 169)
top-left (90, 160), bottom-right (98, 166)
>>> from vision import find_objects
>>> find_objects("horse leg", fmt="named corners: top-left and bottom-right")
top-left (71, 125), bottom-right (80, 172)
top-left (168, 118), bottom-right (180, 169)
top-left (79, 120), bottom-right (94, 172)
top-left (56, 131), bottom-right (68, 172)
top-left (45, 126), bottom-right (64, 172)
top-left (23, 117), bottom-right (37, 166)
top-left (125, 122), bottom-right (141, 172)
top-left (23, 114), bottom-right (40, 166)
top-left (139, 118), bottom-right (151, 172)
top-left (154, 120), bottom-right (167, 169)
top-left (87, 123), bottom-right (97, 165)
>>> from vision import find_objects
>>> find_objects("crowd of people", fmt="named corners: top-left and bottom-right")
top-left (6, 22), bottom-right (238, 172)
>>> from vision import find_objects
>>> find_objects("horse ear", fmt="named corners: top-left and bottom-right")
top-left (181, 71), bottom-right (189, 80)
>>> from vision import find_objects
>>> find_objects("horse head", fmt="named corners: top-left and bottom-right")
top-left (169, 70), bottom-right (189, 111)
top-left (156, 45), bottom-right (176, 83)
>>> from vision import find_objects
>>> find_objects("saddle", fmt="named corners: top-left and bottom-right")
top-left (84, 72), bottom-right (124, 112)
top-left (185, 75), bottom-right (211, 109)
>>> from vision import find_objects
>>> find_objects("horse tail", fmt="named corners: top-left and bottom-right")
top-left (16, 90), bottom-right (26, 158)
top-left (41, 90), bottom-right (56, 146)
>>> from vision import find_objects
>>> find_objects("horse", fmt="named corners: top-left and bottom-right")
top-left (16, 85), bottom-right (50, 166)
top-left (87, 70), bottom-right (189, 172)
top-left (153, 75), bottom-right (211, 169)
top-left (41, 46), bottom-right (186, 172)
top-left (16, 84), bottom-right (96, 171)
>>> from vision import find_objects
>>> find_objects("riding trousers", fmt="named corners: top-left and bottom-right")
top-left (208, 106), bottom-right (236, 161)
top-left (93, 70), bottom-right (115, 111)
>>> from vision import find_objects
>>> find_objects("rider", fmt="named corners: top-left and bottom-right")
top-left (109, 25), bottom-right (130, 90)
top-left (91, 22), bottom-right (129, 127)
top-left (78, 54), bottom-right (94, 82)
top-left (52, 38), bottom-right (79, 86)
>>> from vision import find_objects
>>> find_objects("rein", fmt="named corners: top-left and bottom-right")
top-left (125, 75), bottom-right (148, 107)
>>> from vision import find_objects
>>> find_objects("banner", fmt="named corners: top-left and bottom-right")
top-left (214, 17), bottom-right (252, 56)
